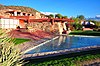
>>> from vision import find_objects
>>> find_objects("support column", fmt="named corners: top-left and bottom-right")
top-left (25, 13), bottom-right (28, 16)
top-left (63, 22), bottom-right (67, 31)
top-left (50, 19), bottom-right (54, 32)
top-left (57, 22), bottom-right (63, 35)
top-left (20, 12), bottom-right (23, 16)
top-left (62, 22), bottom-right (67, 34)
top-left (14, 11), bottom-right (17, 16)
top-left (67, 22), bottom-right (71, 34)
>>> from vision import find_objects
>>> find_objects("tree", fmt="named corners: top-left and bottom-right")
top-left (47, 14), bottom-right (54, 18)
top-left (55, 14), bottom-right (62, 18)
top-left (72, 17), bottom-right (80, 23)
top-left (62, 16), bottom-right (67, 18)
top-left (49, 14), bottom-right (54, 18)
top-left (77, 15), bottom-right (85, 20)
top-left (71, 17), bottom-right (83, 30)
top-left (0, 30), bottom-right (23, 66)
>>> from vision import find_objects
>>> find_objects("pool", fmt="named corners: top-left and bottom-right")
top-left (26, 36), bottom-right (100, 54)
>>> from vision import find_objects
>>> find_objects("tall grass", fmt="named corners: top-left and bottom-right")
top-left (0, 29), bottom-right (24, 66)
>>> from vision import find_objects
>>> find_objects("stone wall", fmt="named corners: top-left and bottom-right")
top-left (28, 22), bottom-right (59, 34)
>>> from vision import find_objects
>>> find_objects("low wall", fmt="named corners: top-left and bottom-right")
top-left (22, 46), bottom-right (100, 60)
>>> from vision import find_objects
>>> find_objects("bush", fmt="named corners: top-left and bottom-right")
top-left (73, 23), bottom-right (83, 30)
top-left (69, 31), bottom-right (100, 36)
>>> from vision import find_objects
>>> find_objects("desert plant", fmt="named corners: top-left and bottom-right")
top-left (0, 29), bottom-right (23, 66)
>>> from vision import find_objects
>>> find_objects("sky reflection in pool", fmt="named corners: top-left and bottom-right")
top-left (27, 36), bottom-right (100, 54)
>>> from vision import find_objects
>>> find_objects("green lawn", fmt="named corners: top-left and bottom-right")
top-left (13, 38), bottom-right (30, 45)
top-left (0, 38), bottom-right (30, 45)
top-left (24, 49), bottom-right (100, 66)
top-left (69, 31), bottom-right (100, 36)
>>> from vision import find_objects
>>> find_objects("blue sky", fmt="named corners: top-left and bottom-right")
top-left (0, 0), bottom-right (100, 18)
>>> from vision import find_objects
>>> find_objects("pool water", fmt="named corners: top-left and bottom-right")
top-left (26, 36), bottom-right (100, 54)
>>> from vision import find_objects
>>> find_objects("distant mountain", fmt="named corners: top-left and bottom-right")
top-left (86, 16), bottom-right (100, 21)
top-left (96, 15), bottom-right (100, 18)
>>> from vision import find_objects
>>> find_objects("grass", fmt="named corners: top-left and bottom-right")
top-left (69, 30), bottom-right (100, 36)
top-left (13, 38), bottom-right (30, 45)
top-left (24, 49), bottom-right (100, 66)
top-left (0, 38), bottom-right (30, 45)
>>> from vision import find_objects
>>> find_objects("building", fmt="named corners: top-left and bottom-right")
top-left (0, 9), bottom-right (47, 29)
top-left (0, 16), bottom-right (19, 29)
top-left (6, 9), bottom-right (46, 19)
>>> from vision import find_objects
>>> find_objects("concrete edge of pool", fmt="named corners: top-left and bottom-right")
top-left (23, 35), bottom-right (100, 54)
top-left (22, 46), bottom-right (100, 60)
top-left (69, 35), bottom-right (100, 37)
top-left (21, 35), bottom-right (100, 60)
top-left (23, 36), bottom-right (59, 54)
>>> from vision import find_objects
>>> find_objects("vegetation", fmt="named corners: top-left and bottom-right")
top-left (77, 15), bottom-right (85, 20)
top-left (62, 16), bottom-right (67, 18)
top-left (25, 49), bottom-right (100, 66)
top-left (71, 15), bottom-right (85, 30)
top-left (46, 14), bottom-right (54, 18)
top-left (55, 14), bottom-right (68, 19)
top-left (13, 38), bottom-right (30, 45)
top-left (0, 29), bottom-right (24, 66)
top-left (69, 31), bottom-right (100, 36)
top-left (55, 14), bottom-right (63, 18)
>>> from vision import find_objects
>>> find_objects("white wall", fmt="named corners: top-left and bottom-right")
top-left (35, 12), bottom-right (41, 19)
top-left (0, 18), bottom-right (19, 29)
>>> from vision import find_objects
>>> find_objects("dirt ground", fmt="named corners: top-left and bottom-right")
top-left (10, 29), bottom-right (54, 40)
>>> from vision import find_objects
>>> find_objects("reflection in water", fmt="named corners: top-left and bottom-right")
top-left (58, 36), bottom-right (66, 46)
top-left (27, 36), bottom-right (100, 54)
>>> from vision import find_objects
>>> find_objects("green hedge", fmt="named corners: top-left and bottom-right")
top-left (69, 31), bottom-right (100, 36)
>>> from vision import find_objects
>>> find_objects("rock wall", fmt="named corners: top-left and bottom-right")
top-left (28, 22), bottom-right (59, 34)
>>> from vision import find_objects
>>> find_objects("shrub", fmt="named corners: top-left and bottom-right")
top-left (0, 29), bottom-right (23, 66)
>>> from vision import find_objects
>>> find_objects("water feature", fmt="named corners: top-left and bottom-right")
top-left (26, 36), bottom-right (100, 54)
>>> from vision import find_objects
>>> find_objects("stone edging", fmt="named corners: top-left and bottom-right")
top-left (21, 35), bottom-right (100, 60)
top-left (69, 35), bottom-right (100, 37)
top-left (23, 36), bottom-right (59, 54)
top-left (22, 46), bottom-right (100, 60)
top-left (57, 34), bottom-right (100, 37)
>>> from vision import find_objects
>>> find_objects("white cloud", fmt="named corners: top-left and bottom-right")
top-left (41, 12), bottom-right (58, 15)
top-left (96, 15), bottom-right (100, 17)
